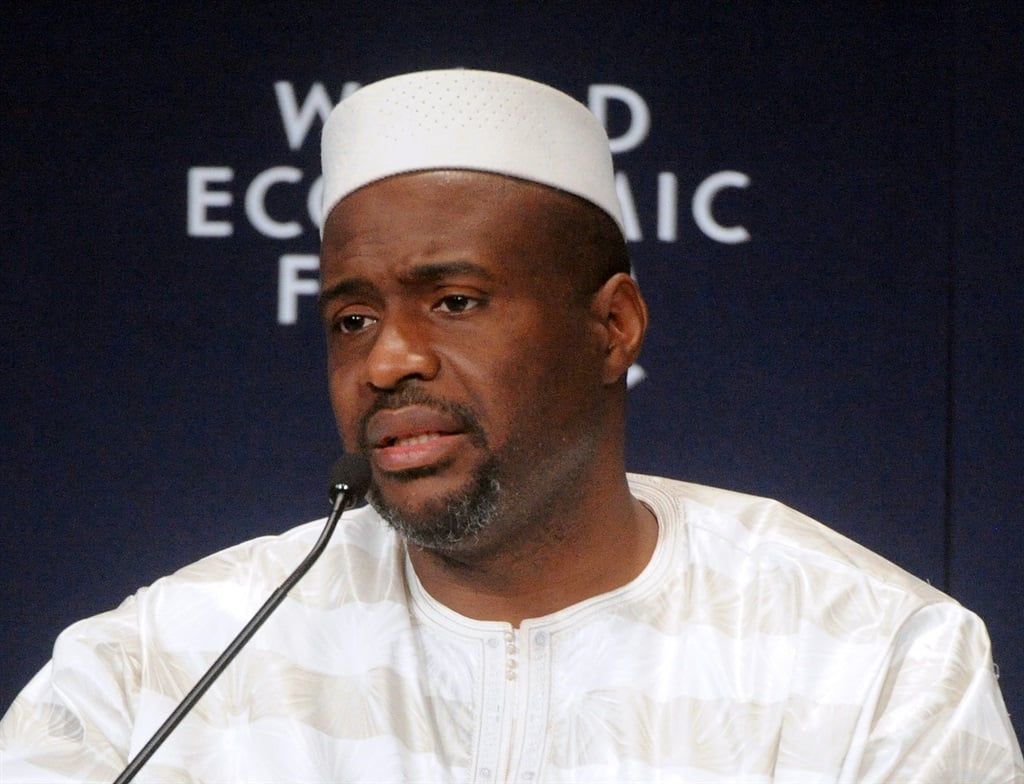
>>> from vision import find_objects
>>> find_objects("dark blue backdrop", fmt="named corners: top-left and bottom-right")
top-left (2, 2), bottom-right (1021, 742)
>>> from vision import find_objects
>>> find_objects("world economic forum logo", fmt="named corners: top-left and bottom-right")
top-left (186, 79), bottom-right (751, 363)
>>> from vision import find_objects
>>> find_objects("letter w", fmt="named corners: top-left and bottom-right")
top-left (275, 82), bottom-right (335, 151)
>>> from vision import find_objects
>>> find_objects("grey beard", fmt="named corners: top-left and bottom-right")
top-left (368, 458), bottom-right (502, 551)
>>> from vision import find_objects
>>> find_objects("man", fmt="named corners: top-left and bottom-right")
top-left (2, 69), bottom-right (1021, 782)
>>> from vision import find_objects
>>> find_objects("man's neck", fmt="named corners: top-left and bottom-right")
top-left (405, 486), bottom-right (658, 627)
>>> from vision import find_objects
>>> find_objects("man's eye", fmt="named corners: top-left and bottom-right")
top-left (436, 294), bottom-right (481, 314)
top-left (335, 313), bottom-right (377, 333)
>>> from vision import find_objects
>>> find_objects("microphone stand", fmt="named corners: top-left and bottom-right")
top-left (113, 471), bottom-right (362, 784)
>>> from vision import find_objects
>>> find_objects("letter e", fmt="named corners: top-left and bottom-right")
top-left (187, 167), bottom-right (234, 237)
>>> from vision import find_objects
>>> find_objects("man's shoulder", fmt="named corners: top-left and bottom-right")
top-left (628, 472), bottom-right (952, 611)
top-left (122, 504), bottom-right (401, 617)
top-left (46, 504), bottom-right (404, 666)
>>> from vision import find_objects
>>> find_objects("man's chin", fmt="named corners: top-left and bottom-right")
top-left (374, 460), bottom-right (448, 483)
top-left (367, 459), bottom-right (501, 552)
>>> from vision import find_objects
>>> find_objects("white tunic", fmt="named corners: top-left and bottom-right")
top-left (1, 474), bottom-right (1021, 782)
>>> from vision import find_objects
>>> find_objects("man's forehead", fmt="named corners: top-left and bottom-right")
top-left (322, 169), bottom-right (571, 243)
top-left (318, 171), bottom-right (586, 295)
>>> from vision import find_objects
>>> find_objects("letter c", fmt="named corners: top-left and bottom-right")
top-left (692, 170), bottom-right (751, 244)
top-left (246, 166), bottom-right (303, 239)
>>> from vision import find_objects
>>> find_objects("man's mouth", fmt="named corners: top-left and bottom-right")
top-left (364, 406), bottom-right (474, 473)
top-left (378, 431), bottom-right (451, 449)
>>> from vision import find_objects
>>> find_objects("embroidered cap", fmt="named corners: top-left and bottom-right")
top-left (320, 69), bottom-right (623, 236)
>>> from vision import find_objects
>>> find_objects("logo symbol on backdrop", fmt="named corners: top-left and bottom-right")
top-left (185, 80), bottom-right (751, 354)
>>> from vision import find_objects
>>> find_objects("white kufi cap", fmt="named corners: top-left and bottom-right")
top-left (320, 69), bottom-right (623, 235)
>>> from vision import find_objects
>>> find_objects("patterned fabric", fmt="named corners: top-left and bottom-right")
top-left (2, 474), bottom-right (1021, 783)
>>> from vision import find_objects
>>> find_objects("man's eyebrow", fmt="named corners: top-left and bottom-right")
top-left (317, 278), bottom-right (376, 312)
top-left (398, 261), bottom-right (496, 285)
top-left (319, 261), bottom-right (496, 311)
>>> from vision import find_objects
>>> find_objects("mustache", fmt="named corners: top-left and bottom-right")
top-left (356, 386), bottom-right (488, 452)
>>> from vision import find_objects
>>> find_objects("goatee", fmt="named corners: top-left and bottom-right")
top-left (368, 455), bottom-right (502, 551)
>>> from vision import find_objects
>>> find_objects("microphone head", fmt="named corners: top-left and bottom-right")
top-left (327, 454), bottom-right (372, 509)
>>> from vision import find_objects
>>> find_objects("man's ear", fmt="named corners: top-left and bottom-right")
top-left (591, 272), bottom-right (649, 385)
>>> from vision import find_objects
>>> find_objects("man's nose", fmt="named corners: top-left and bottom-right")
top-left (364, 314), bottom-right (440, 390)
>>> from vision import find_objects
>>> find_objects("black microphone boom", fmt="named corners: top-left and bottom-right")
top-left (113, 455), bottom-right (371, 784)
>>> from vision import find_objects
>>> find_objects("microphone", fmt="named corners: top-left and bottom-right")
top-left (113, 455), bottom-right (371, 784)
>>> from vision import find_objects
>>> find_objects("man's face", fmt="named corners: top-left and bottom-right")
top-left (319, 171), bottom-right (611, 556)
